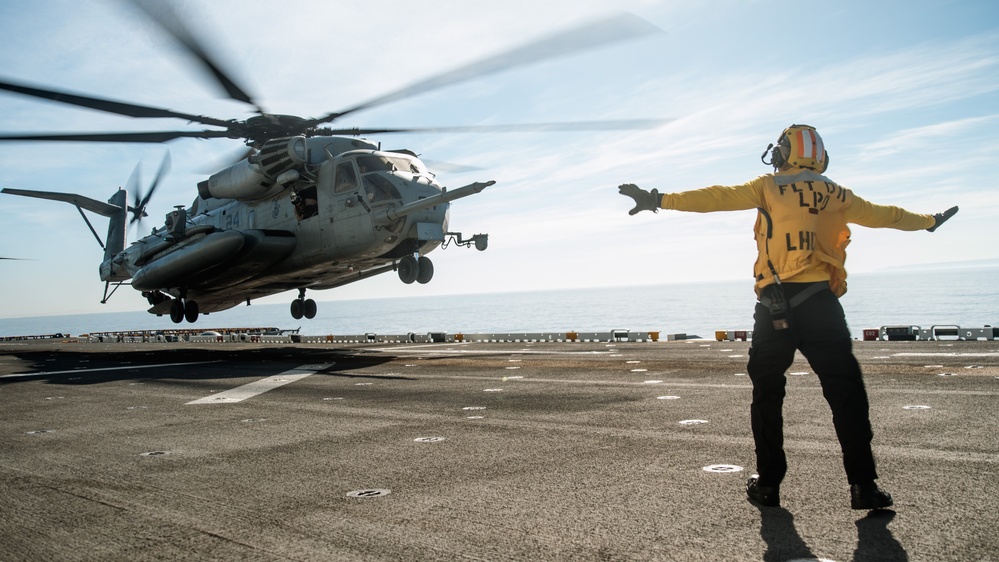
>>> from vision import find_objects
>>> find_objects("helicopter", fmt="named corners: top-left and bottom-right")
top-left (0, 2), bottom-right (662, 324)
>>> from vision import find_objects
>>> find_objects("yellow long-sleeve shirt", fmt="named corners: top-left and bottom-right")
top-left (659, 168), bottom-right (935, 297)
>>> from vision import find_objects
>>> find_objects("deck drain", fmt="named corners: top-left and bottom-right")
top-left (414, 436), bottom-right (446, 443)
top-left (703, 464), bottom-right (743, 473)
top-left (679, 419), bottom-right (708, 425)
top-left (903, 405), bottom-right (931, 410)
top-left (140, 451), bottom-right (171, 456)
top-left (346, 489), bottom-right (391, 498)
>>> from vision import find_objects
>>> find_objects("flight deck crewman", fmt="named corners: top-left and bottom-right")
top-left (618, 124), bottom-right (958, 509)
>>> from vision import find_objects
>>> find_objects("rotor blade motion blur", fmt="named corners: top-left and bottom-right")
top-left (128, 151), bottom-right (172, 226)
top-left (0, 8), bottom-right (665, 148)
top-left (311, 12), bottom-right (663, 125)
top-left (0, 78), bottom-right (232, 128)
top-left (323, 119), bottom-right (669, 136)
top-left (0, 130), bottom-right (234, 143)
top-left (127, 0), bottom-right (258, 108)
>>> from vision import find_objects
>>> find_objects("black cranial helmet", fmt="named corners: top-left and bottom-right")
top-left (762, 124), bottom-right (829, 173)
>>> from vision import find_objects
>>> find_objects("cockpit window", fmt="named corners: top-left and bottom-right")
top-left (363, 173), bottom-right (402, 205)
top-left (334, 161), bottom-right (358, 193)
top-left (356, 154), bottom-right (422, 175)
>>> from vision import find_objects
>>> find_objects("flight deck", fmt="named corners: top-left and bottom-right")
top-left (2, 338), bottom-right (998, 561)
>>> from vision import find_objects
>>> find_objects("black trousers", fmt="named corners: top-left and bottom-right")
top-left (747, 282), bottom-right (878, 487)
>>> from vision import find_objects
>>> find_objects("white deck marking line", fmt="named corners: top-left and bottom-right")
top-left (369, 344), bottom-right (610, 356)
top-left (186, 363), bottom-right (332, 405)
top-left (1, 360), bottom-right (221, 379)
top-left (893, 352), bottom-right (999, 357)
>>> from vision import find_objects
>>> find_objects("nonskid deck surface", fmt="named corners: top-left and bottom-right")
top-left (2, 339), bottom-right (998, 560)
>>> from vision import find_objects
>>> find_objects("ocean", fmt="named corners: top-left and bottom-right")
top-left (1, 265), bottom-right (996, 340)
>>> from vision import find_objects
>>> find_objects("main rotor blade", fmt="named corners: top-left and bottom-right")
top-left (0, 78), bottom-right (232, 128)
top-left (322, 118), bottom-right (670, 136)
top-left (0, 130), bottom-right (235, 143)
top-left (311, 12), bottom-right (662, 125)
top-left (128, 0), bottom-right (259, 109)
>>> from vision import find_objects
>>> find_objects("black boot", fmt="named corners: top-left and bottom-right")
top-left (850, 481), bottom-right (893, 510)
top-left (747, 476), bottom-right (780, 507)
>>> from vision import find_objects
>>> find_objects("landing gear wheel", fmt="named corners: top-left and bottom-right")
top-left (291, 298), bottom-right (304, 320)
top-left (303, 298), bottom-right (317, 319)
top-left (184, 300), bottom-right (200, 323)
top-left (169, 299), bottom-right (184, 324)
top-left (416, 256), bottom-right (434, 284)
top-left (398, 255), bottom-right (418, 284)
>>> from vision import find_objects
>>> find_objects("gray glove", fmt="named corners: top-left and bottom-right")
top-left (927, 206), bottom-right (958, 232)
top-left (618, 183), bottom-right (660, 215)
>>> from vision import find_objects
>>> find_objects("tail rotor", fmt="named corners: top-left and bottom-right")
top-left (127, 151), bottom-right (172, 231)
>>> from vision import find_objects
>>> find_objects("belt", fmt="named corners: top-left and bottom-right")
top-left (759, 281), bottom-right (829, 309)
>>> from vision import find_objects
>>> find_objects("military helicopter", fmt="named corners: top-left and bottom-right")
top-left (0, 2), bottom-right (662, 324)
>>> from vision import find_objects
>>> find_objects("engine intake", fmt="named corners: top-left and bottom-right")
top-left (198, 136), bottom-right (308, 201)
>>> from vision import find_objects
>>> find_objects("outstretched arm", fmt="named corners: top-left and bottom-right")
top-left (846, 194), bottom-right (957, 232)
top-left (619, 181), bottom-right (764, 215)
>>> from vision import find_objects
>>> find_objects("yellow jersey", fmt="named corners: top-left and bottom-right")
top-left (659, 168), bottom-right (935, 297)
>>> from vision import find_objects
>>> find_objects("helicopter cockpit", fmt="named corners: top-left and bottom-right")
top-left (334, 150), bottom-right (441, 207)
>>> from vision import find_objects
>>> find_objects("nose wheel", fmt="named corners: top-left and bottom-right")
top-left (398, 255), bottom-right (434, 284)
top-left (291, 289), bottom-right (317, 320)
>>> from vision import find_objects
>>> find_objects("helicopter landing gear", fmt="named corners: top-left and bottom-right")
top-left (398, 255), bottom-right (434, 285)
top-left (185, 300), bottom-right (200, 323)
top-left (291, 289), bottom-right (317, 320)
top-left (169, 298), bottom-right (200, 323)
top-left (170, 299), bottom-right (184, 324)
top-left (417, 256), bottom-right (434, 284)
top-left (398, 255), bottom-right (418, 284)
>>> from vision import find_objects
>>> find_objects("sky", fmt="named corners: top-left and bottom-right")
top-left (0, 0), bottom-right (997, 320)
